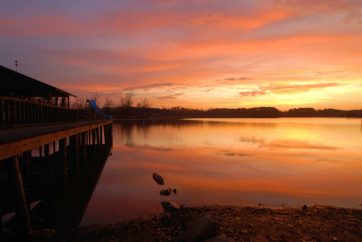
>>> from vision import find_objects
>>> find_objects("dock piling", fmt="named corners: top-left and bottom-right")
top-left (9, 156), bottom-right (31, 234)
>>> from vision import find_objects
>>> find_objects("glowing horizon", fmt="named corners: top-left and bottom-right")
top-left (0, 0), bottom-right (361, 109)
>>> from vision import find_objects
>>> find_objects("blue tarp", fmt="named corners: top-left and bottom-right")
top-left (89, 99), bottom-right (113, 119)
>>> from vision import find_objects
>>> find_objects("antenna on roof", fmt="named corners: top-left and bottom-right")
top-left (14, 60), bottom-right (18, 72)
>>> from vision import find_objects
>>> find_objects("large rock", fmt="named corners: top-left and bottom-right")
top-left (204, 234), bottom-right (235, 242)
top-left (161, 201), bottom-right (180, 212)
top-left (160, 212), bottom-right (172, 225)
top-left (152, 173), bottom-right (164, 185)
top-left (180, 214), bottom-right (219, 242)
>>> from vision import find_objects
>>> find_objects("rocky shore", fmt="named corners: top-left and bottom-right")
top-left (70, 205), bottom-right (362, 242)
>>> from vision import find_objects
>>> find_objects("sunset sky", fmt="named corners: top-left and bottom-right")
top-left (1, 0), bottom-right (361, 109)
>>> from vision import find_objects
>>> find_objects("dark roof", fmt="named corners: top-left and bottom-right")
top-left (0, 65), bottom-right (75, 97)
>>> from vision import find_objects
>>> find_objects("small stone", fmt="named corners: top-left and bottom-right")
top-left (160, 188), bottom-right (173, 196)
top-left (205, 234), bottom-right (235, 242)
top-left (173, 188), bottom-right (177, 194)
top-left (152, 173), bottom-right (165, 185)
top-left (161, 201), bottom-right (180, 212)
top-left (302, 205), bottom-right (308, 211)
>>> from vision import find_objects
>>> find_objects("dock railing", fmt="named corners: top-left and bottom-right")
top-left (0, 96), bottom-right (82, 127)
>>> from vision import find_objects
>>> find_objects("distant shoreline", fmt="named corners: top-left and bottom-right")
top-left (101, 106), bottom-right (362, 120)
top-left (112, 116), bottom-right (362, 121)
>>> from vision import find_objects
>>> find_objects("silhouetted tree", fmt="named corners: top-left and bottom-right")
top-left (119, 92), bottom-right (134, 108)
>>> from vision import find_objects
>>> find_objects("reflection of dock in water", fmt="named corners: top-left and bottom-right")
top-left (0, 121), bottom-right (113, 239)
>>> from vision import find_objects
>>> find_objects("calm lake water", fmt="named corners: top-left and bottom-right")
top-left (82, 118), bottom-right (362, 225)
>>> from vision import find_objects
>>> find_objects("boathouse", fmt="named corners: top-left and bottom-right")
top-left (0, 65), bottom-right (81, 127)
top-left (0, 65), bottom-right (73, 108)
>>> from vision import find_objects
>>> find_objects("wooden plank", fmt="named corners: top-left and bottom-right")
top-left (0, 121), bottom-right (112, 161)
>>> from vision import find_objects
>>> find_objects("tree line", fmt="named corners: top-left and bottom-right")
top-left (73, 93), bottom-right (362, 119)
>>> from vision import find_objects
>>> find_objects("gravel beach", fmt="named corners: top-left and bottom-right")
top-left (70, 205), bottom-right (362, 242)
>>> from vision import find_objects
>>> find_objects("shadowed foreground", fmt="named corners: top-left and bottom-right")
top-left (69, 205), bottom-right (362, 242)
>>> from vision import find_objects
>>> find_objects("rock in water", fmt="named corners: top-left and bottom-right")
top-left (152, 173), bottom-right (164, 185)
top-left (160, 188), bottom-right (173, 196)
top-left (173, 188), bottom-right (177, 194)
top-left (180, 214), bottom-right (219, 242)
top-left (161, 201), bottom-right (180, 212)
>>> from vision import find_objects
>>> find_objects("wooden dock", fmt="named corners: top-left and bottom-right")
top-left (0, 120), bottom-right (113, 237)
top-left (0, 120), bottom-right (112, 160)
top-left (1, 64), bottom-right (114, 238)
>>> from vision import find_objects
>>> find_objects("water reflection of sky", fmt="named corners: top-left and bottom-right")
top-left (82, 118), bottom-right (362, 225)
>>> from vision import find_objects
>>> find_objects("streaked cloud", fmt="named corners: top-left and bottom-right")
top-left (239, 90), bottom-right (267, 97)
top-left (157, 92), bottom-right (184, 100)
top-left (239, 83), bottom-right (340, 97)
top-left (268, 83), bottom-right (340, 94)
top-left (125, 82), bottom-right (178, 91)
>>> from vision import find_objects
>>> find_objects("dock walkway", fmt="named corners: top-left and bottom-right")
top-left (0, 120), bottom-right (113, 235)
top-left (0, 120), bottom-right (112, 161)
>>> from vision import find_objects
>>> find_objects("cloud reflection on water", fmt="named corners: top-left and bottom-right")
top-left (82, 118), bottom-right (362, 225)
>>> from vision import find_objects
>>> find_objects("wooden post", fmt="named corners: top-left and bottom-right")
top-left (97, 128), bottom-right (101, 146)
top-left (92, 129), bottom-right (96, 145)
top-left (7, 100), bottom-right (11, 126)
top-left (53, 141), bottom-right (56, 154)
top-left (39, 146), bottom-right (43, 157)
top-left (92, 129), bottom-right (97, 156)
top-left (100, 126), bottom-right (103, 145)
top-left (82, 132), bottom-right (86, 162)
top-left (23, 151), bottom-right (31, 174)
top-left (44, 144), bottom-right (50, 157)
top-left (9, 156), bottom-right (31, 234)
top-left (109, 124), bottom-right (113, 147)
top-left (13, 100), bottom-right (17, 125)
top-left (9, 100), bottom-right (13, 126)
top-left (0, 98), bottom-right (3, 126)
top-left (26, 103), bottom-right (29, 124)
top-left (59, 138), bottom-right (67, 191)
top-left (69, 134), bottom-right (79, 174)
top-left (0, 214), bottom-right (3, 235)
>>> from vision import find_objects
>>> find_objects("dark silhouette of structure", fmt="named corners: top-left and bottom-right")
top-left (0, 65), bottom-right (73, 107)
top-left (0, 65), bottom-right (113, 240)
